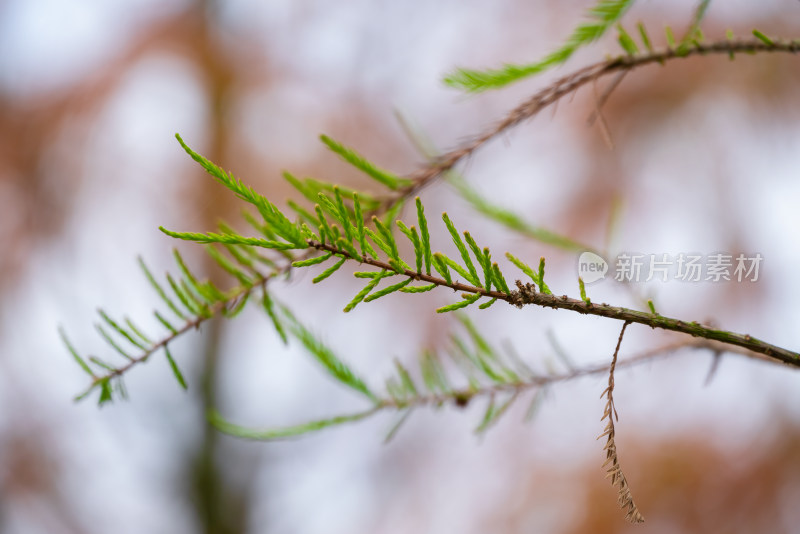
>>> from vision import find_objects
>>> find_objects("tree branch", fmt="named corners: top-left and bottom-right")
top-left (310, 241), bottom-right (800, 368)
top-left (389, 37), bottom-right (800, 205)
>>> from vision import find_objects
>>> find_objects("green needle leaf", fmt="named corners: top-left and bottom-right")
top-left (160, 227), bottom-right (305, 250)
top-left (383, 410), bottom-right (414, 443)
top-left (432, 253), bottom-right (453, 285)
top-left (681, 0), bottom-right (711, 45)
top-left (490, 263), bottom-right (511, 294)
top-left (283, 307), bottom-right (376, 401)
top-left (59, 327), bottom-right (95, 377)
top-left (292, 252), bottom-right (334, 267)
top-left (752, 29), bottom-right (774, 46)
top-left (209, 408), bottom-right (378, 440)
top-left (444, 0), bottom-right (635, 92)
top-left (442, 213), bottom-right (480, 285)
top-left (449, 176), bottom-right (594, 252)
top-left (94, 323), bottom-right (134, 361)
top-left (396, 220), bottom-right (423, 274)
top-left (175, 134), bottom-right (306, 246)
top-left (154, 311), bottom-right (178, 335)
top-left (579, 277), bottom-right (590, 304)
top-left (416, 197), bottom-right (432, 275)
top-left (312, 257), bottom-right (346, 284)
top-left (98, 378), bottom-right (114, 406)
top-left (262, 291), bottom-right (288, 345)
top-left (638, 22), bottom-right (654, 53)
top-left (319, 134), bottom-right (411, 190)
top-left (138, 257), bottom-right (187, 321)
top-left (98, 309), bottom-right (146, 351)
top-left (506, 252), bottom-right (551, 293)
top-left (617, 24), bottom-right (639, 55)
top-left (164, 346), bottom-right (188, 390)
top-left (538, 257), bottom-right (551, 294)
top-left (478, 298), bottom-right (497, 309)
top-left (394, 359), bottom-right (419, 396)
top-left (665, 25), bottom-right (677, 48)
top-left (436, 293), bottom-right (481, 313)
top-left (352, 193), bottom-right (373, 259)
top-left (372, 216), bottom-right (400, 263)
top-left (441, 254), bottom-right (480, 287)
top-left (333, 187), bottom-right (355, 244)
top-left (344, 270), bottom-right (392, 312)
top-left (475, 393), bottom-right (518, 434)
top-left (399, 283), bottom-right (437, 293)
top-left (463, 232), bottom-right (492, 291)
top-left (364, 278), bottom-right (413, 302)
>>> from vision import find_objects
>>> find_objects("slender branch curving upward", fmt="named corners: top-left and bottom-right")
top-left (388, 37), bottom-right (800, 207)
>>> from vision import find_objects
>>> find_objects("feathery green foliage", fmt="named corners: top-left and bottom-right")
top-left (505, 253), bottom-right (551, 294)
top-left (752, 29), bottom-right (774, 46)
top-left (442, 213), bottom-right (480, 285)
top-left (637, 22), bottom-right (654, 54)
top-left (281, 306), bottom-right (377, 402)
top-left (449, 175), bottom-right (595, 253)
top-left (617, 24), bottom-right (639, 55)
top-left (319, 134), bottom-right (412, 191)
top-left (159, 228), bottom-right (305, 250)
top-left (63, 9), bottom-right (800, 522)
top-left (312, 256), bottom-right (346, 284)
top-left (665, 25), bottom-right (677, 48)
top-left (364, 277), bottom-right (413, 302)
top-left (68, 131), bottom-right (618, 405)
top-left (436, 294), bottom-right (482, 313)
top-left (138, 257), bottom-right (187, 320)
top-left (78, 132), bottom-right (796, 408)
top-left (579, 277), bottom-right (590, 303)
top-left (209, 408), bottom-right (379, 440)
top-left (344, 270), bottom-right (392, 312)
top-left (444, 0), bottom-right (635, 92)
top-left (262, 290), bottom-right (288, 345)
top-left (59, 328), bottom-right (95, 377)
top-left (537, 257), bottom-right (551, 295)
top-left (210, 313), bottom-right (545, 440)
top-left (416, 197), bottom-right (432, 275)
top-left (164, 346), bottom-right (188, 390)
top-left (431, 253), bottom-right (453, 285)
top-left (176, 135), bottom-right (307, 247)
top-left (681, 0), bottom-right (711, 46)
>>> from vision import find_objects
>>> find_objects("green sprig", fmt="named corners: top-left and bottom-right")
top-left (444, 0), bottom-right (635, 92)
top-left (319, 134), bottom-right (411, 190)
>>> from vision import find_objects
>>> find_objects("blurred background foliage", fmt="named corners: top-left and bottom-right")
top-left (1, 0), bottom-right (799, 532)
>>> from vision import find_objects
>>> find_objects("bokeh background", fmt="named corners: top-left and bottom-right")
top-left (2, 0), bottom-right (800, 532)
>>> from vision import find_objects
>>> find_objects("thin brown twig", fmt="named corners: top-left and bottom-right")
top-left (591, 76), bottom-right (617, 150)
top-left (82, 38), bottom-right (800, 396)
top-left (221, 337), bottom-right (768, 441)
top-left (379, 337), bottom-right (738, 410)
top-left (78, 264), bottom-right (288, 396)
top-left (384, 38), bottom-right (800, 209)
top-left (587, 70), bottom-right (628, 127)
top-left (309, 240), bottom-right (800, 368)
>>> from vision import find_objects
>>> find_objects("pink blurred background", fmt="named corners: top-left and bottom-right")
top-left (2, 1), bottom-right (800, 532)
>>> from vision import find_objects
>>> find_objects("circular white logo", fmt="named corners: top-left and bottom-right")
top-left (578, 251), bottom-right (608, 284)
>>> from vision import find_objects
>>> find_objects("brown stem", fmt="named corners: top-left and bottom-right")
top-left (310, 241), bottom-right (800, 368)
top-left (387, 38), bottom-right (800, 206)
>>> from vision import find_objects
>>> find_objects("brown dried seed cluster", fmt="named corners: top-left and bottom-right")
top-left (599, 321), bottom-right (644, 523)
